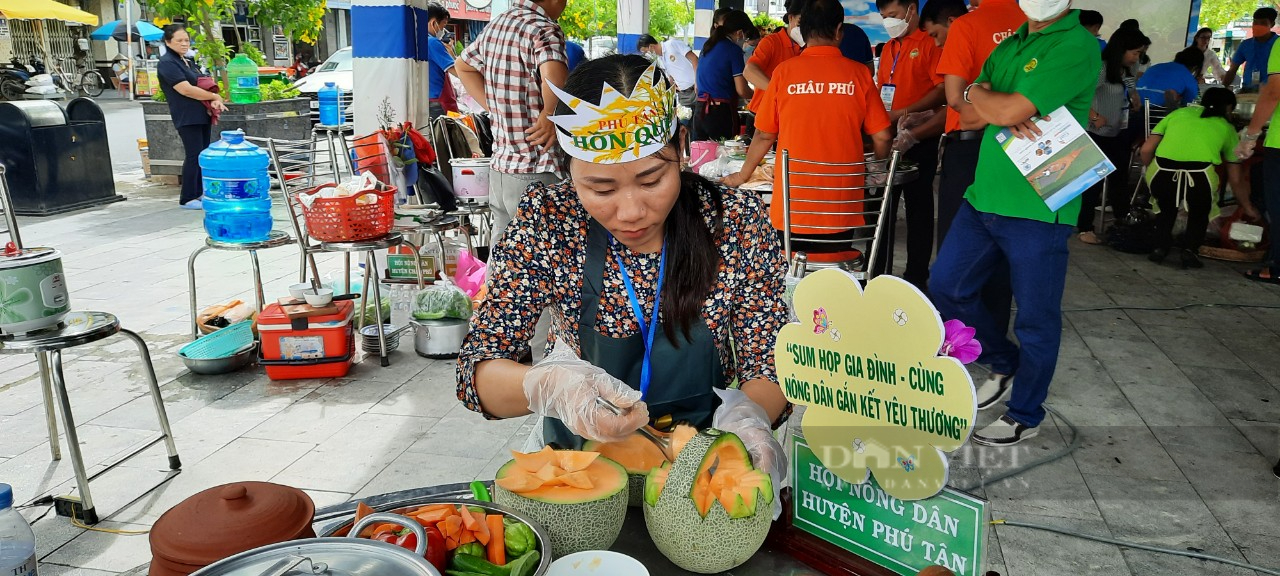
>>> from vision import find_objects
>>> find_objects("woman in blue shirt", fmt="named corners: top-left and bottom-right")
top-left (693, 9), bottom-right (758, 142)
top-left (1136, 47), bottom-right (1202, 108)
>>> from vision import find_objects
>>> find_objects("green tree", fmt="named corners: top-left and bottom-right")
top-left (152, 0), bottom-right (235, 76)
top-left (651, 0), bottom-right (695, 39)
top-left (560, 0), bottom-right (617, 40)
top-left (247, 0), bottom-right (329, 46)
top-left (752, 12), bottom-right (784, 31)
top-left (1199, 0), bottom-right (1260, 33)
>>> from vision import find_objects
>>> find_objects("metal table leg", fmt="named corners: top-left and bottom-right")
top-left (249, 249), bottom-right (266, 312)
top-left (37, 351), bottom-right (59, 461)
top-left (187, 245), bottom-right (211, 339)
top-left (120, 328), bottom-right (182, 471)
top-left (48, 350), bottom-right (98, 525)
top-left (366, 250), bottom-right (390, 367)
top-left (402, 241), bottom-right (427, 288)
top-left (356, 252), bottom-right (369, 332)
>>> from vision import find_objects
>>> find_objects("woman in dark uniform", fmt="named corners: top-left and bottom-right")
top-left (693, 10), bottom-right (758, 141)
top-left (156, 24), bottom-right (227, 209)
top-left (456, 55), bottom-right (789, 509)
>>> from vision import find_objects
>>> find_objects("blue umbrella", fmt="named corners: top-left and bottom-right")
top-left (90, 20), bottom-right (163, 42)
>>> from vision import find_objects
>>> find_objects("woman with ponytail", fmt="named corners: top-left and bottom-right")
top-left (1138, 87), bottom-right (1258, 268)
top-left (456, 55), bottom-right (790, 506)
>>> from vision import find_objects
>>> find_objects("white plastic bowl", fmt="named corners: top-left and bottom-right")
top-left (546, 551), bottom-right (648, 576)
top-left (288, 283), bottom-right (315, 299)
top-left (304, 288), bottom-right (334, 307)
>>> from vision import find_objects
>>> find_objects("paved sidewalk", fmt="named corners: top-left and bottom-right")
top-left (1, 178), bottom-right (1278, 575)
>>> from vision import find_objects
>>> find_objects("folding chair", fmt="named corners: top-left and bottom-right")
top-left (779, 150), bottom-right (905, 281)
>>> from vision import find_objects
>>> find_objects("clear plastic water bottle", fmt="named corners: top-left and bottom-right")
top-left (227, 53), bottom-right (261, 104)
top-left (0, 484), bottom-right (37, 576)
top-left (318, 82), bottom-right (342, 126)
top-left (200, 130), bottom-right (270, 201)
top-left (200, 130), bottom-right (273, 243)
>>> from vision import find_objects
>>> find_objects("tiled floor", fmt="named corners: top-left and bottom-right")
top-left (2, 176), bottom-right (1278, 575)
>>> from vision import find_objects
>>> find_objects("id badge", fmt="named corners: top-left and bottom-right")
top-left (1252, 70), bottom-right (1261, 86)
top-left (880, 84), bottom-right (897, 111)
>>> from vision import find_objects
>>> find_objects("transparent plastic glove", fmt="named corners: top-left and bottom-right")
top-left (1237, 132), bottom-right (1259, 161)
top-left (712, 388), bottom-right (787, 520)
top-left (897, 109), bottom-right (934, 132)
top-left (892, 129), bottom-right (919, 153)
top-left (522, 339), bottom-right (650, 443)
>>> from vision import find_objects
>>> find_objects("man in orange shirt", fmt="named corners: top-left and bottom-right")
top-left (875, 0), bottom-right (944, 289)
top-left (723, 0), bottom-right (892, 253)
top-left (929, 0), bottom-right (1025, 243)
top-left (743, 0), bottom-right (806, 117)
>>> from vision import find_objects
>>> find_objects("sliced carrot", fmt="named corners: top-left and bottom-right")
top-left (486, 515), bottom-right (505, 565)
top-left (468, 508), bottom-right (490, 546)
top-left (437, 515), bottom-right (464, 550)
top-left (413, 508), bottom-right (454, 526)
top-left (411, 503), bottom-right (456, 516)
top-left (354, 501), bottom-right (377, 537)
top-left (459, 529), bottom-right (476, 545)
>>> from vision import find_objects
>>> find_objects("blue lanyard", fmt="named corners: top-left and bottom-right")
top-left (888, 38), bottom-right (904, 83)
top-left (611, 235), bottom-right (667, 400)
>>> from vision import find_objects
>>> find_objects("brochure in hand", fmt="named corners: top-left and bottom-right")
top-left (995, 106), bottom-right (1115, 212)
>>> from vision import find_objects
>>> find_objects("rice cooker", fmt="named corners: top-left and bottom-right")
top-left (0, 246), bottom-right (70, 335)
top-left (450, 158), bottom-right (491, 205)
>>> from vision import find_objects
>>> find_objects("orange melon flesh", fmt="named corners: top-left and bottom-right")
top-left (556, 450), bottom-right (600, 472)
top-left (511, 446), bottom-right (558, 472)
top-left (583, 434), bottom-right (668, 473)
top-left (669, 424), bottom-right (697, 459)
top-left (494, 455), bottom-right (626, 503)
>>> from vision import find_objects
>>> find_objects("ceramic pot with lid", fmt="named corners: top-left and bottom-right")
top-left (0, 244), bottom-right (70, 335)
top-left (150, 482), bottom-right (316, 576)
top-left (192, 513), bottom-right (442, 576)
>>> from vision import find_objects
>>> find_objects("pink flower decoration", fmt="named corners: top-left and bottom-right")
top-left (940, 319), bottom-right (982, 364)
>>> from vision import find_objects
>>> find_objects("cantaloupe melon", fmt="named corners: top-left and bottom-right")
top-left (584, 424), bottom-right (698, 506)
top-left (492, 447), bottom-right (628, 559)
top-left (642, 429), bottom-right (774, 573)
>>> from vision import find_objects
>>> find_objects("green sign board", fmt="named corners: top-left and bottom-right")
top-left (791, 434), bottom-right (987, 576)
top-left (387, 254), bottom-right (436, 280)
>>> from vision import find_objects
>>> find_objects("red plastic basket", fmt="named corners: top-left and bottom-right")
top-left (297, 183), bottom-right (396, 242)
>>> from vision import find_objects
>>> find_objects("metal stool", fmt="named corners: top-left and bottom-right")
top-left (0, 312), bottom-right (181, 525)
top-left (394, 215), bottom-right (472, 277)
top-left (320, 231), bottom-right (424, 366)
top-left (187, 230), bottom-right (297, 338)
top-left (447, 203), bottom-right (491, 252)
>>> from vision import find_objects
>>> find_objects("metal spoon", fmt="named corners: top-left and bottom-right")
top-left (594, 396), bottom-right (674, 461)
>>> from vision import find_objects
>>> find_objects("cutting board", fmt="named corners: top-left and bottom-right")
top-left (277, 297), bottom-right (338, 320)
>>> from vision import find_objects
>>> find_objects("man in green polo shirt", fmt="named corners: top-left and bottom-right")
top-left (1237, 37), bottom-right (1280, 288)
top-left (928, 0), bottom-right (1100, 446)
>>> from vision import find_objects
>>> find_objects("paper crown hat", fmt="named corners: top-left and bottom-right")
top-left (547, 61), bottom-right (678, 164)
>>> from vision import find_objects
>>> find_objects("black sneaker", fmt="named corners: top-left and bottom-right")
top-left (972, 415), bottom-right (1039, 446)
top-left (1181, 249), bottom-right (1204, 269)
top-left (1149, 247), bottom-right (1168, 264)
top-left (975, 374), bottom-right (1013, 411)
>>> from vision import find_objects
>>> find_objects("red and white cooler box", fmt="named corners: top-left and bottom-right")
top-left (257, 300), bottom-right (355, 380)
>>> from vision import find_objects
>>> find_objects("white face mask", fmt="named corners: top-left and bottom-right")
top-left (883, 17), bottom-right (910, 38)
top-left (789, 26), bottom-right (806, 46)
top-left (1018, 0), bottom-right (1069, 22)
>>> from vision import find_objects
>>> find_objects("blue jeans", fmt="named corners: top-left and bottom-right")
top-left (929, 202), bottom-right (1073, 428)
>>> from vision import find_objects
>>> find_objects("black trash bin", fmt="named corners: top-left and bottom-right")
top-left (0, 98), bottom-right (123, 216)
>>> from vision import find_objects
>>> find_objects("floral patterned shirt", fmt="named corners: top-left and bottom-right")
top-left (456, 179), bottom-right (790, 420)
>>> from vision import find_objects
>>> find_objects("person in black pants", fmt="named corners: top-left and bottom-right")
top-left (1079, 28), bottom-right (1148, 244)
top-left (156, 24), bottom-right (226, 210)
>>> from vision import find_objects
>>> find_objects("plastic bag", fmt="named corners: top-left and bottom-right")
top-left (454, 249), bottom-right (486, 298)
top-left (413, 282), bottom-right (473, 320)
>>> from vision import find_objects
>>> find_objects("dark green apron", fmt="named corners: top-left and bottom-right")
top-left (543, 220), bottom-right (727, 449)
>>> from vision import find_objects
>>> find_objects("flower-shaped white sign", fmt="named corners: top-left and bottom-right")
top-left (774, 270), bottom-right (977, 501)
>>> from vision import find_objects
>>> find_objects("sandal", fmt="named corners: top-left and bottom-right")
top-left (1244, 267), bottom-right (1280, 285)
top-left (1078, 231), bottom-right (1103, 245)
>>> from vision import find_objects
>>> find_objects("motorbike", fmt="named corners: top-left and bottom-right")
top-left (0, 57), bottom-right (33, 101)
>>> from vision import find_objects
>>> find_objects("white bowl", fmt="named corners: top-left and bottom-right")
top-left (288, 283), bottom-right (315, 299)
top-left (546, 551), bottom-right (648, 576)
top-left (304, 289), bottom-right (334, 307)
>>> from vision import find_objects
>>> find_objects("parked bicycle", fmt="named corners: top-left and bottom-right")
top-left (49, 58), bottom-right (105, 98)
